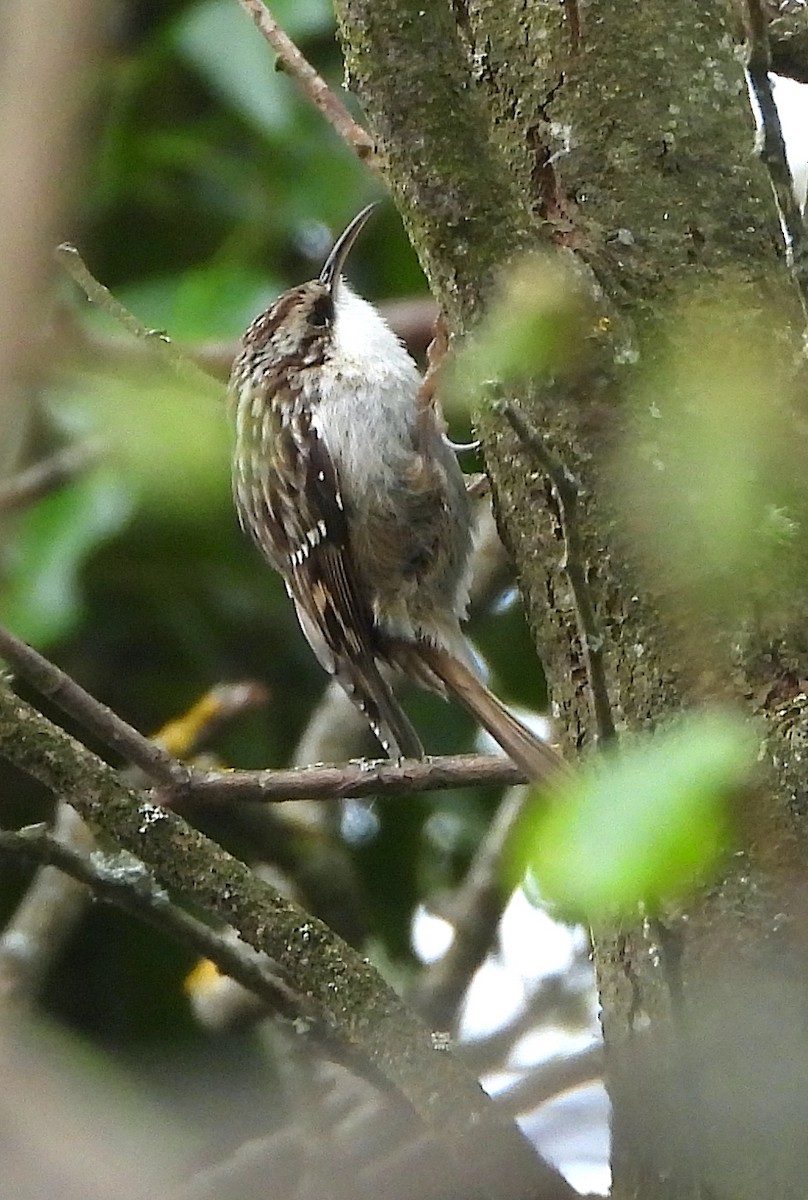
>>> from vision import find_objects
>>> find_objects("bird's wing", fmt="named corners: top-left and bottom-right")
top-left (267, 405), bottom-right (423, 759)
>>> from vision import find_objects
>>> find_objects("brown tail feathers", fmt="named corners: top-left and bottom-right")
top-left (392, 640), bottom-right (569, 784)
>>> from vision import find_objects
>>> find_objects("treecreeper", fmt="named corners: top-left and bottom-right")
top-left (229, 204), bottom-right (564, 781)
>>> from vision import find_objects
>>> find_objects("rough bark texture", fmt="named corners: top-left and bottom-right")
top-left (333, 2), bottom-right (808, 1197)
top-left (0, 685), bottom-right (573, 1200)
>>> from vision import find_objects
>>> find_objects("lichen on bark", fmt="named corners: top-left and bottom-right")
top-left (333, 2), bottom-right (808, 1196)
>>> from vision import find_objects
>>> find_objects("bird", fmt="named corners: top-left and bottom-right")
top-left (228, 204), bottom-right (565, 782)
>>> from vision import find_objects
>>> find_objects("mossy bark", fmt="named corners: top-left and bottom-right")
top-left (0, 685), bottom-right (574, 1200)
top-left (334, 2), bottom-right (808, 1197)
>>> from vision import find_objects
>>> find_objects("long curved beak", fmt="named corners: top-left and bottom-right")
top-left (318, 203), bottom-right (377, 295)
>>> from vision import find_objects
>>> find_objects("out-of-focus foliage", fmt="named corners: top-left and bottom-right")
top-left (499, 283), bottom-right (807, 919)
top-left (0, 467), bottom-right (131, 643)
top-left (517, 710), bottom-right (753, 920)
top-left (446, 254), bottom-right (591, 402)
top-left (613, 286), bottom-right (808, 635)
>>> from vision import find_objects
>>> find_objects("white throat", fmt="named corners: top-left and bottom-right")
top-left (331, 281), bottom-right (415, 375)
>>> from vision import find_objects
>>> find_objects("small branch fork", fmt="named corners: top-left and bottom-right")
top-left (502, 403), bottom-right (616, 746)
top-left (745, 0), bottom-right (808, 310)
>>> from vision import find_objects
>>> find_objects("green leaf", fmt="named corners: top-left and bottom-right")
top-left (0, 468), bottom-right (133, 645)
top-left (519, 710), bottom-right (754, 920)
top-left (66, 369), bottom-right (231, 519)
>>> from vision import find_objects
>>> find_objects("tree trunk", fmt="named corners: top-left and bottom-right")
top-left (333, 2), bottom-right (808, 1197)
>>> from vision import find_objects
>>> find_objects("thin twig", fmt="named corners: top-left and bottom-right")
top-left (183, 753), bottom-right (527, 804)
top-left (235, 0), bottom-right (376, 164)
top-left (0, 822), bottom-right (343, 1049)
top-left (746, 0), bottom-right (808, 309)
top-left (502, 402), bottom-right (616, 746)
top-left (0, 438), bottom-right (104, 514)
top-left (0, 622), bottom-right (192, 790)
top-left (57, 296), bottom-right (439, 380)
top-left (55, 243), bottom-right (221, 396)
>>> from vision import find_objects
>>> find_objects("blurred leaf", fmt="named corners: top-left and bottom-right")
top-left (262, 0), bottom-right (335, 40)
top-left (519, 710), bottom-right (753, 920)
top-left (613, 289), bottom-right (806, 627)
top-left (446, 254), bottom-right (590, 404)
top-left (65, 368), bottom-right (230, 519)
top-left (175, 0), bottom-right (302, 134)
top-left (0, 469), bottom-right (132, 645)
top-left (117, 261), bottom-right (280, 339)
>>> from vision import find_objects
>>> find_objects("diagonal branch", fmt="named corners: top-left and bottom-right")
top-left (496, 1042), bottom-right (604, 1117)
top-left (0, 438), bottom-right (104, 513)
top-left (235, 0), bottom-right (376, 164)
top-left (410, 785), bottom-right (530, 1030)
top-left (0, 623), bottom-right (192, 790)
top-left (0, 821), bottom-right (337, 1043)
top-left (56, 243), bottom-right (220, 396)
top-left (0, 683), bottom-right (576, 1200)
top-left (0, 683), bottom-right (268, 1008)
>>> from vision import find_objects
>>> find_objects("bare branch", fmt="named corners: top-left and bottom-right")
top-left (0, 684), bottom-right (577, 1200)
top-left (0, 683), bottom-right (270, 1010)
top-left (235, 0), bottom-right (376, 164)
top-left (184, 753), bottom-right (527, 803)
top-left (0, 438), bottom-right (104, 513)
top-left (0, 622), bottom-right (192, 790)
top-left (496, 1043), bottom-right (604, 1117)
top-left (0, 820), bottom-right (343, 1049)
top-left (55, 243), bottom-right (220, 396)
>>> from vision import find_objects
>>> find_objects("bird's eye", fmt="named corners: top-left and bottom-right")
top-left (309, 295), bottom-right (333, 328)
